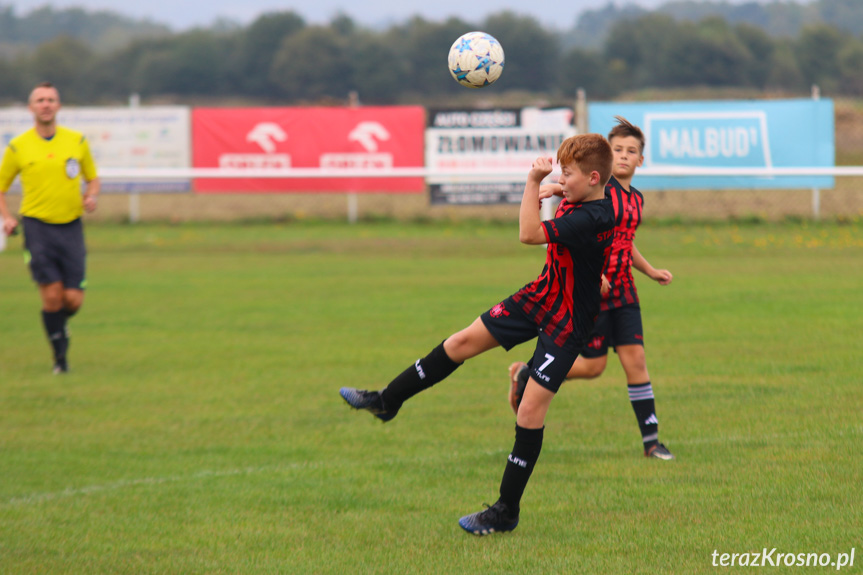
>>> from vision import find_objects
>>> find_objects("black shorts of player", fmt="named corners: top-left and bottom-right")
top-left (22, 216), bottom-right (87, 289)
top-left (579, 303), bottom-right (644, 358)
top-left (480, 297), bottom-right (579, 394)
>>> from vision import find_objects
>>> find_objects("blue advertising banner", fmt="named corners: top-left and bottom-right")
top-left (588, 99), bottom-right (834, 189)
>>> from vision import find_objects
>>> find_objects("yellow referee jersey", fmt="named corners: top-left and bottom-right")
top-left (0, 126), bottom-right (98, 224)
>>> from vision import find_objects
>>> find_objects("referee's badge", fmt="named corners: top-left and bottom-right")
top-left (65, 158), bottom-right (80, 179)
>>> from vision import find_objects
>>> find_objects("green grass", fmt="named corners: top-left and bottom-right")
top-left (1, 220), bottom-right (861, 574)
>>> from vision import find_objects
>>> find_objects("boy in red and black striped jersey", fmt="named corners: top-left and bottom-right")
top-left (340, 133), bottom-right (615, 535)
top-left (509, 116), bottom-right (676, 460)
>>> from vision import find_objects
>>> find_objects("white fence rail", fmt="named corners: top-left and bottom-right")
top-left (92, 166), bottom-right (861, 223)
top-left (97, 167), bottom-right (863, 180)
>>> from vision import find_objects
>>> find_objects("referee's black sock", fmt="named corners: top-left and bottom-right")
top-left (380, 341), bottom-right (461, 410)
top-left (628, 382), bottom-right (659, 449)
top-left (42, 310), bottom-right (69, 365)
top-left (498, 424), bottom-right (543, 517)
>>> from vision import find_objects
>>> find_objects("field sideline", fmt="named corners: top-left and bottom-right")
top-left (1, 220), bottom-right (861, 574)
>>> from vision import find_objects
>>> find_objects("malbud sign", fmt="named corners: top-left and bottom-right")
top-left (192, 107), bottom-right (425, 192)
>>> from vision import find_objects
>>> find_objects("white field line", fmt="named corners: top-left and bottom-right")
top-left (3, 464), bottom-right (301, 507)
top-left (4, 426), bottom-right (860, 508)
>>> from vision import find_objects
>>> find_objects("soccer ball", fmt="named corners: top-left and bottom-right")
top-left (447, 31), bottom-right (505, 89)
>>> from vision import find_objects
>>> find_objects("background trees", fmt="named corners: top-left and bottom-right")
top-left (0, 0), bottom-right (862, 104)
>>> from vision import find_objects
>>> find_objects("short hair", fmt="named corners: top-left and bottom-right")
top-left (608, 115), bottom-right (645, 154)
top-left (557, 133), bottom-right (613, 187)
top-left (29, 81), bottom-right (59, 102)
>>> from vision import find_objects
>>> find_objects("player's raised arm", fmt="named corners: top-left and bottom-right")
top-left (519, 157), bottom-right (553, 245)
top-left (539, 182), bottom-right (563, 200)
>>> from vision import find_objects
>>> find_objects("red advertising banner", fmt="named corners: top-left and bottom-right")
top-left (192, 107), bottom-right (425, 193)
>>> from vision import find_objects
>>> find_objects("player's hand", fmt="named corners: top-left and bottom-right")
top-left (600, 274), bottom-right (611, 296)
top-left (539, 183), bottom-right (563, 200)
top-left (652, 269), bottom-right (673, 285)
top-left (83, 194), bottom-right (98, 213)
top-left (2, 216), bottom-right (18, 237)
top-left (528, 157), bottom-right (553, 184)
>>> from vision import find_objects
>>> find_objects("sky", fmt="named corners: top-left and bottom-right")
top-left (5, 0), bottom-right (808, 31)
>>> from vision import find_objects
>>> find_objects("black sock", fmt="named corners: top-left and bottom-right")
top-left (628, 382), bottom-right (658, 447)
top-left (42, 310), bottom-right (69, 364)
top-left (380, 341), bottom-right (461, 409)
top-left (498, 424), bottom-right (544, 517)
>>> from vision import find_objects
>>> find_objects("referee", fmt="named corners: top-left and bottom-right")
top-left (0, 82), bottom-right (100, 374)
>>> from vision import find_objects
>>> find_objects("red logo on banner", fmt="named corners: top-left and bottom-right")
top-left (192, 107), bottom-right (425, 193)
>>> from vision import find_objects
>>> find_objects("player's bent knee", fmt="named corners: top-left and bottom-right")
top-left (618, 345), bottom-right (647, 372)
top-left (443, 331), bottom-right (483, 363)
top-left (516, 402), bottom-right (546, 428)
top-left (568, 357), bottom-right (607, 379)
top-left (41, 296), bottom-right (64, 311)
top-left (585, 359), bottom-right (607, 378)
top-left (444, 331), bottom-right (469, 355)
top-left (62, 289), bottom-right (85, 313)
top-left (583, 365), bottom-right (606, 379)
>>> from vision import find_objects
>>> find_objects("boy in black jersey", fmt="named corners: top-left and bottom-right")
top-left (340, 133), bottom-right (615, 536)
top-left (508, 117), bottom-right (676, 460)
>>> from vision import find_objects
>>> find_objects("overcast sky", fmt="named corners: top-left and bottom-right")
top-left (5, 0), bottom-right (810, 31)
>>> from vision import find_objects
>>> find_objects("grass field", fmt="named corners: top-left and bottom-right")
top-left (1, 220), bottom-right (861, 574)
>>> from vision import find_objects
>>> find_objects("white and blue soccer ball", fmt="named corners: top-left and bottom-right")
top-left (447, 31), bottom-right (505, 89)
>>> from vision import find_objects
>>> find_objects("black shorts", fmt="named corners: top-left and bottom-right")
top-left (480, 297), bottom-right (579, 394)
top-left (22, 217), bottom-right (87, 289)
top-left (579, 303), bottom-right (644, 358)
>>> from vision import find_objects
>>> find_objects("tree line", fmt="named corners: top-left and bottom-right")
top-left (0, 2), bottom-right (861, 105)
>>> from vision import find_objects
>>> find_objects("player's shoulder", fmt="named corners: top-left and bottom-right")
top-left (56, 125), bottom-right (86, 144)
top-left (566, 197), bottom-right (614, 230)
top-left (596, 197), bottom-right (616, 230)
top-left (606, 176), bottom-right (642, 198)
top-left (605, 175), bottom-right (623, 195)
top-left (8, 128), bottom-right (38, 149)
top-left (584, 196), bottom-right (614, 221)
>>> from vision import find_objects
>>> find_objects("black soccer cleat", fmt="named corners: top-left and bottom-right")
top-left (52, 359), bottom-right (68, 375)
top-left (339, 387), bottom-right (399, 422)
top-left (645, 442), bottom-right (675, 460)
top-left (459, 500), bottom-right (519, 536)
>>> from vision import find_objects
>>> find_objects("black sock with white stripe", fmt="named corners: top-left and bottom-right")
top-left (42, 310), bottom-right (68, 365)
top-left (381, 341), bottom-right (461, 410)
top-left (628, 382), bottom-right (659, 449)
top-left (498, 424), bottom-right (543, 517)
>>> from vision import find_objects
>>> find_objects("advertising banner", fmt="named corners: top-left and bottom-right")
top-left (589, 99), bottom-right (834, 189)
top-left (0, 106), bottom-right (191, 192)
top-left (426, 107), bottom-right (576, 204)
top-left (192, 107), bottom-right (425, 193)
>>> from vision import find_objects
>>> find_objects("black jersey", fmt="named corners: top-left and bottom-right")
top-left (601, 175), bottom-right (644, 311)
top-left (511, 197), bottom-right (614, 351)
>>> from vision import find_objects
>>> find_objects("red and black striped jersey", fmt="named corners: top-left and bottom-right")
top-left (511, 197), bottom-right (614, 351)
top-left (601, 175), bottom-right (644, 311)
